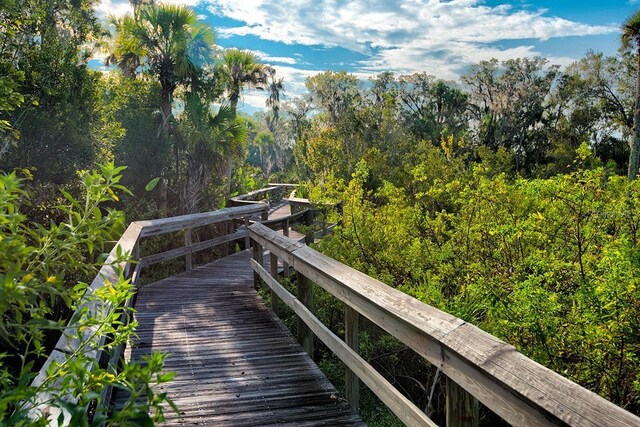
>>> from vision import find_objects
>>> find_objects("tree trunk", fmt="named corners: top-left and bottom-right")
top-left (225, 95), bottom-right (239, 198)
top-left (157, 178), bottom-right (168, 216)
top-left (161, 85), bottom-right (172, 128)
top-left (628, 49), bottom-right (640, 180)
top-left (225, 157), bottom-right (233, 197)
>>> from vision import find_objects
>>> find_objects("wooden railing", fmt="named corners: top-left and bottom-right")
top-left (248, 222), bottom-right (640, 427)
top-left (30, 203), bottom-right (269, 424)
top-left (227, 183), bottom-right (296, 207)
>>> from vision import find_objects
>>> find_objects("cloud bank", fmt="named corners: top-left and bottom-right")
top-left (208, 0), bottom-right (616, 78)
top-left (96, 0), bottom-right (619, 107)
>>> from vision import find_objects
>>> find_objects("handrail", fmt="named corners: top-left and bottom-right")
top-left (227, 183), bottom-right (297, 207)
top-left (248, 222), bottom-right (640, 427)
top-left (267, 182), bottom-right (298, 188)
top-left (30, 203), bottom-right (269, 424)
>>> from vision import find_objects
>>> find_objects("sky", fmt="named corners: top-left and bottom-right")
top-left (95, 0), bottom-right (640, 114)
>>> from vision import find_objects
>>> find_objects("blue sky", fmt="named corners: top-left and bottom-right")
top-left (96, 0), bottom-right (639, 113)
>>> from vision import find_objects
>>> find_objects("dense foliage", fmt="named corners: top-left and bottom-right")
top-left (0, 164), bottom-right (174, 425)
top-left (308, 145), bottom-right (640, 415)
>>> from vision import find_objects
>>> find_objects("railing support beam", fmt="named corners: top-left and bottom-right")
top-left (446, 377), bottom-right (479, 427)
top-left (253, 241), bottom-right (263, 289)
top-left (345, 305), bottom-right (360, 413)
top-left (269, 252), bottom-right (280, 316)
top-left (297, 272), bottom-right (314, 358)
top-left (184, 228), bottom-right (192, 271)
top-left (283, 218), bottom-right (290, 276)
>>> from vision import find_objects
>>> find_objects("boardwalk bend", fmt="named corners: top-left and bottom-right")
top-left (30, 184), bottom-right (640, 426)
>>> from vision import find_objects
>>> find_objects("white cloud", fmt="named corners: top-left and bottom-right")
top-left (204, 0), bottom-right (617, 79)
top-left (96, 0), bottom-right (201, 19)
top-left (251, 50), bottom-right (298, 65)
top-left (161, 0), bottom-right (201, 7)
top-left (95, 0), bottom-right (131, 18)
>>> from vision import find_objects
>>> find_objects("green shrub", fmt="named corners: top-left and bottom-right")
top-left (0, 163), bottom-right (175, 425)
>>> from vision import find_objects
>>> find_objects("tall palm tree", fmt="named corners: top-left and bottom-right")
top-left (107, 5), bottom-right (214, 129)
top-left (216, 49), bottom-right (269, 195)
top-left (181, 96), bottom-right (246, 213)
top-left (622, 10), bottom-right (640, 180)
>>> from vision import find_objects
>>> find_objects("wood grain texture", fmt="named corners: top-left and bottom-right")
top-left (139, 229), bottom-right (248, 267)
top-left (137, 204), bottom-right (267, 237)
top-left (344, 305), bottom-right (360, 414)
top-left (252, 260), bottom-right (437, 427)
top-left (114, 251), bottom-right (362, 426)
top-left (248, 222), bottom-right (640, 427)
top-left (446, 376), bottom-right (479, 427)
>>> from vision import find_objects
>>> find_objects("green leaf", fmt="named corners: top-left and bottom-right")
top-left (145, 177), bottom-right (160, 192)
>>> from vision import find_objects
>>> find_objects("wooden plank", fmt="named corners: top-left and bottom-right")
top-left (252, 260), bottom-right (436, 427)
top-left (140, 229), bottom-right (247, 267)
top-left (184, 228), bottom-right (192, 271)
top-left (446, 376), bottom-right (479, 427)
top-left (244, 216), bottom-right (250, 249)
top-left (137, 204), bottom-right (267, 237)
top-left (261, 209), bottom-right (310, 229)
top-left (26, 350), bottom-right (75, 424)
top-left (253, 241), bottom-right (264, 289)
top-left (249, 223), bottom-right (305, 266)
top-left (297, 272), bottom-right (314, 358)
top-left (270, 252), bottom-right (280, 316)
top-left (248, 222), bottom-right (640, 427)
top-left (114, 251), bottom-right (363, 426)
top-left (345, 305), bottom-right (359, 413)
top-left (283, 219), bottom-right (291, 277)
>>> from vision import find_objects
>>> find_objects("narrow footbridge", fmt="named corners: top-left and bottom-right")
top-left (33, 185), bottom-right (640, 426)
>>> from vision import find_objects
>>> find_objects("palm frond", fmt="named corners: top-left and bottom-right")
top-left (622, 10), bottom-right (640, 51)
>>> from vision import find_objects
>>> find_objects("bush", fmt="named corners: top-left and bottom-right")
top-left (0, 163), bottom-right (174, 425)
top-left (315, 148), bottom-right (640, 416)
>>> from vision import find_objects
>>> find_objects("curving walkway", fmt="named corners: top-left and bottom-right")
top-left (114, 251), bottom-right (363, 426)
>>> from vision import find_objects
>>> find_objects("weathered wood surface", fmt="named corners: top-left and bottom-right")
top-left (252, 260), bottom-right (437, 427)
top-left (139, 228), bottom-right (248, 267)
top-left (344, 305), bottom-right (360, 414)
top-left (137, 204), bottom-right (267, 237)
top-left (266, 203), bottom-right (306, 243)
top-left (114, 251), bottom-right (363, 426)
top-left (248, 222), bottom-right (640, 427)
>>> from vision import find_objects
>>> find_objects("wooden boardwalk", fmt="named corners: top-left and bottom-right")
top-left (115, 250), bottom-right (363, 426)
top-left (268, 203), bottom-right (306, 242)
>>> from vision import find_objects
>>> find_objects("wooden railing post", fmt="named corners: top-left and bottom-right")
top-left (297, 272), bottom-right (314, 358)
top-left (225, 219), bottom-right (232, 255)
top-left (253, 240), bottom-right (263, 289)
top-left (304, 210), bottom-right (313, 245)
top-left (244, 217), bottom-right (250, 250)
top-left (283, 218), bottom-right (290, 277)
top-left (184, 228), bottom-right (192, 271)
top-left (269, 252), bottom-right (280, 316)
top-left (345, 305), bottom-right (359, 413)
top-left (446, 377), bottom-right (479, 427)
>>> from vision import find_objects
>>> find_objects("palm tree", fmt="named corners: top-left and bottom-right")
top-left (107, 4), bottom-right (214, 130)
top-left (181, 96), bottom-right (246, 213)
top-left (622, 10), bottom-right (640, 180)
top-left (216, 49), bottom-right (269, 195)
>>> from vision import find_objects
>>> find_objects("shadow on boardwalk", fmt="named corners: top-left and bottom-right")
top-left (114, 251), bottom-right (363, 426)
